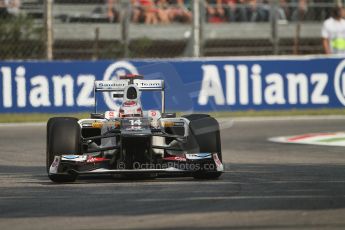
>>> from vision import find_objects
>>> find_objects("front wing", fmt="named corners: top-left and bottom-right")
top-left (49, 153), bottom-right (224, 177)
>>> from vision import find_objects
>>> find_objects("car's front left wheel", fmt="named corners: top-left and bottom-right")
top-left (46, 117), bottom-right (81, 183)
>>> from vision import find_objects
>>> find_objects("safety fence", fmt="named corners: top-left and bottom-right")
top-left (0, 0), bottom-right (341, 60)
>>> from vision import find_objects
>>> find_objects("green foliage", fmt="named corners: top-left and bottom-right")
top-left (0, 14), bottom-right (44, 59)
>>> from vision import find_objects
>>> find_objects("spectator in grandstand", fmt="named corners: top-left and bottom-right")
top-left (0, 0), bottom-right (8, 18)
top-left (107, 0), bottom-right (119, 22)
top-left (322, 6), bottom-right (345, 55)
top-left (313, 0), bottom-right (332, 21)
top-left (156, 0), bottom-right (171, 24)
top-left (106, 0), bottom-right (118, 23)
top-left (247, 0), bottom-right (269, 22)
top-left (230, 0), bottom-right (254, 22)
top-left (131, 0), bottom-right (144, 23)
top-left (6, 0), bottom-right (20, 16)
top-left (277, 0), bottom-right (289, 22)
top-left (205, 0), bottom-right (226, 23)
top-left (0, 0), bottom-right (20, 18)
top-left (224, 0), bottom-right (236, 22)
top-left (291, 0), bottom-right (308, 21)
top-left (140, 0), bottom-right (159, 24)
top-left (229, 0), bottom-right (248, 22)
top-left (169, 0), bottom-right (192, 23)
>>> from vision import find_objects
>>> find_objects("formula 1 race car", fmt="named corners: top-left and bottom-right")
top-left (47, 74), bottom-right (223, 182)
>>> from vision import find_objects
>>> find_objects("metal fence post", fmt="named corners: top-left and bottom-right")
top-left (192, 0), bottom-right (201, 57)
top-left (93, 27), bottom-right (100, 60)
top-left (270, 0), bottom-right (279, 55)
top-left (44, 0), bottom-right (53, 60)
top-left (121, 0), bottom-right (130, 58)
top-left (200, 0), bottom-right (205, 57)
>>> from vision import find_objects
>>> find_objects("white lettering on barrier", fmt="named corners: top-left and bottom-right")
top-left (224, 65), bottom-right (236, 105)
top-left (1, 67), bottom-right (12, 108)
top-left (15, 66), bottom-right (26, 108)
top-left (286, 73), bottom-right (308, 104)
top-left (0, 66), bottom-right (97, 109)
top-left (0, 60), bottom-right (336, 110)
top-left (311, 73), bottom-right (329, 104)
top-left (199, 64), bottom-right (330, 106)
top-left (77, 75), bottom-right (95, 106)
top-left (52, 75), bottom-right (74, 107)
top-left (334, 59), bottom-right (345, 106)
top-left (265, 73), bottom-right (285, 105)
top-left (251, 64), bottom-right (262, 105)
top-left (238, 65), bottom-right (249, 105)
top-left (30, 75), bottom-right (51, 107)
top-left (198, 65), bottom-right (225, 105)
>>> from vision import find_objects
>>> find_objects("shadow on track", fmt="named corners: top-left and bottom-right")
top-left (0, 163), bottom-right (344, 218)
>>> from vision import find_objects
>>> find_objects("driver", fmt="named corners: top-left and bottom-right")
top-left (119, 85), bottom-right (143, 118)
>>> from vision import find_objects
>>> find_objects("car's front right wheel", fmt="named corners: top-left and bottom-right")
top-left (183, 114), bottom-right (223, 180)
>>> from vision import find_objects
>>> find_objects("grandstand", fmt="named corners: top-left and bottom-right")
top-left (0, 0), bottom-right (338, 59)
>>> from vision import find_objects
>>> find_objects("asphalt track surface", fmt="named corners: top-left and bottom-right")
top-left (1, 118), bottom-right (345, 230)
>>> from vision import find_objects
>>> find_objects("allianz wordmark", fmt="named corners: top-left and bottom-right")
top-left (0, 58), bottom-right (345, 112)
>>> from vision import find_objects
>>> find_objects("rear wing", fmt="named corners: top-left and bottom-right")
top-left (94, 80), bottom-right (164, 92)
top-left (93, 79), bottom-right (166, 113)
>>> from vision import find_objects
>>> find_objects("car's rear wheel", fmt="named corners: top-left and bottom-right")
top-left (47, 117), bottom-right (81, 183)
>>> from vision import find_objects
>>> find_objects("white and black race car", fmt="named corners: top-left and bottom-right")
top-left (47, 74), bottom-right (223, 182)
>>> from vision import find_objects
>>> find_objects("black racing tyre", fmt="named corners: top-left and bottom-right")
top-left (184, 114), bottom-right (223, 180)
top-left (46, 117), bottom-right (78, 172)
top-left (183, 114), bottom-right (222, 160)
top-left (46, 117), bottom-right (80, 183)
top-left (182, 114), bottom-right (210, 120)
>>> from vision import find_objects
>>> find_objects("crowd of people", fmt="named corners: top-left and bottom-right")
top-left (130, 0), bottom-right (192, 24)
top-left (0, 0), bottom-right (336, 24)
top-left (128, 0), bottom-right (334, 24)
top-left (205, 0), bottom-right (333, 23)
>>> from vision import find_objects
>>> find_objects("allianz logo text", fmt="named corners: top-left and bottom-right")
top-left (198, 64), bottom-right (333, 106)
top-left (1, 60), bottom-right (345, 110)
top-left (1, 66), bottom-right (95, 108)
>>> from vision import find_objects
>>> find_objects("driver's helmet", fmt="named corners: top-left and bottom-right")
top-left (119, 85), bottom-right (143, 117)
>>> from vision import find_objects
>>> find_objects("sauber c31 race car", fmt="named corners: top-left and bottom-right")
top-left (46, 74), bottom-right (223, 182)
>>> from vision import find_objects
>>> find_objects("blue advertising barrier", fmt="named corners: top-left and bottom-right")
top-left (1, 57), bottom-right (345, 113)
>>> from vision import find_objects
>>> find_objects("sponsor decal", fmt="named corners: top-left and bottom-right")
top-left (163, 156), bottom-right (187, 162)
top-left (334, 59), bottom-right (345, 106)
top-left (134, 80), bottom-right (163, 89)
top-left (105, 110), bottom-right (118, 119)
top-left (150, 110), bottom-right (157, 117)
top-left (186, 153), bottom-right (212, 160)
top-left (213, 153), bottom-right (224, 171)
top-left (87, 156), bottom-right (108, 163)
top-left (198, 63), bottom-right (329, 106)
top-left (95, 81), bottom-right (128, 89)
top-left (2, 57), bottom-right (345, 112)
top-left (61, 155), bottom-right (88, 162)
top-left (49, 156), bottom-right (60, 174)
top-left (0, 65), bottom-right (95, 109)
top-left (269, 132), bottom-right (345, 147)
